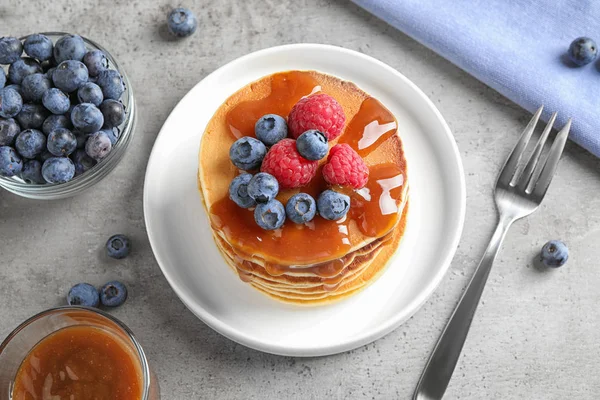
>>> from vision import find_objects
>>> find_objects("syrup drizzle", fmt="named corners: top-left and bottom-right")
top-left (338, 97), bottom-right (397, 157)
top-left (225, 71), bottom-right (319, 139)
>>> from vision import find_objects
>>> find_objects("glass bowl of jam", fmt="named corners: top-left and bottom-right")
top-left (0, 306), bottom-right (159, 400)
top-left (0, 32), bottom-right (136, 200)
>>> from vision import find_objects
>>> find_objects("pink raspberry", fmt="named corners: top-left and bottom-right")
top-left (322, 144), bottom-right (369, 189)
top-left (261, 139), bottom-right (318, 189)
top-left (287, 93), bottom-right (346, 140)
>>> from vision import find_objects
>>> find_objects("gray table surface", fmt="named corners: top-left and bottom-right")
top-left (1, 1), bottom-right (599, 399)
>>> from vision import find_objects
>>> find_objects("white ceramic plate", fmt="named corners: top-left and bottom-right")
top-left (143, 44), bottom-right (465, 357)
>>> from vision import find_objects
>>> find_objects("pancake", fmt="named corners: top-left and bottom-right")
top-left (248, 218), bottom-right (406, 306)
top-left (221, 205), bottom-right (407, 299)
top-left (199, 70), bottom-right (408, 267)
top-left (197, 70), bottom-right (409, 305)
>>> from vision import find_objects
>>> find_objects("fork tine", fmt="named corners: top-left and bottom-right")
top-left (497, 106), bottom-right (543, 186)
top-left (531, 119), bottom-right (571, 197)
top-left (516, 112), bottom-right (557, 191)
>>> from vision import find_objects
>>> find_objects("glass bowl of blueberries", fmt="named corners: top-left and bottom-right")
top-left (0, 32), bottom-right (135, 199)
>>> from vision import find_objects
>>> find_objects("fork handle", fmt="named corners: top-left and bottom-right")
top-left (413, 213), bottom-right (514, 400)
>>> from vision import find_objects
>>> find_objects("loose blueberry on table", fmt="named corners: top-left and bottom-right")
top-left (67, 282), bottom-right (100, 307)
top-left (167, 8), bottom-right (198, 38)
top-left (540, 240), bottom-right (569, 268)
top-left (0, 33), bottom-right (128, 184)
top-left (106, 234), bottom-right (131, 259)
top-left (100, 280), bottom-right (128, 307)
top-left (567, 37), bottom-right (597, 66)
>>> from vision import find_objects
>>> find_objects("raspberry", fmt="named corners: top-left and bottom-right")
top-left (288, 93), bottom-right (346, 140)
top-left (322, 144), bottom-right (369, 189)
top-left (261, 139), bottom-right (318, 189)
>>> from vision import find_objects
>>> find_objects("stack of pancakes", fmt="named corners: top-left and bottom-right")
top-left (198, 70), bottom-right (408, 306)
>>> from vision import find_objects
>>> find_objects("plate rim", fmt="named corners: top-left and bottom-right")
top-left (143, 43), bottom-right (466, 356)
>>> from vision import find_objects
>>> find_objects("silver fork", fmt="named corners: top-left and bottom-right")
top-left (413, 106), bottom-right (571, 400)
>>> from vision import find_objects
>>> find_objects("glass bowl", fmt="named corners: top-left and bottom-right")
top-left (0, 32), bottom-right (136, 199)
top-left (0, 306), bottom-right (160, 399)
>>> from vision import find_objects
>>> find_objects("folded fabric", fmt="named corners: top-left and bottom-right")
top-left (352, 0), bottom-right (600, 157)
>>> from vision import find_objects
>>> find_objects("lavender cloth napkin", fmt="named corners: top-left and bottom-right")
top-left (352, 0), bottom-right (600, 156)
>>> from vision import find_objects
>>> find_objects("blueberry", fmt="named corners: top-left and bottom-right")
top-left (76, 82), bottom-right (103, 106)
top-left (42, 156), bottom-right (75, 183)
top-left (4, 84), bottom-right (21, 96)
top-left (52, 60), bottom-right (88, 93)
top-left (568, 37), bottom-right (597, 66)
top-left (247, 172), bottom-right (279, 203)
top-left (0, 37), bottom-right (23, 65)
top-left (228, 173), bottom-right (256, 208)
top-left (47, 128), bottom-right (76, 156)
top-left (71, 103), bottom-right (103, 133)
top-left (540, 240), bottom-right (568, 268)
top-left (15, 128), bottom-right (45, 158)
top-left (82, 50), bottom-right (108, 77)
top-left (16, 103), bottom-right (48, 129)
top-left (85, 131), bottom-right (112, 160)
top-left (0, 87), bottom-right (23, 118)
top-left (255, 114), bottom-right (288, 146)
top-left (53, 34), bottom-right (86, 63)
top-left (67, 283), bottom-right (99, 307)
top-left (254, 199), bottom-right (286, 230)
top-left (286, 193), bottom-right (317, 224)
top-left (100, 280), bottom-right (128, 307)
top-left (21, 73), bottom-right (52, 103)
top-left (167, 8), bottom-right (198, 38)
top-left (71, 148), bottom-right (96, 176)
top-left (296, 129), bottom-right (328, 160)
top-left (100, 127), bottom-right (119, 145)
top-left (99, 99), bottom-right (125, 128)
top-left (0, 146), bottom-right (23, 176)
top-left (42, 88), bottom-right (70, 115)
top-left (20, 159), bottom-right (44, 183)
top-left (24, 34), bottom-right (53, 62)
top-left (229, 137), bottom-right (267, 170)
top-left (8, 58), bottom-right (42, 84)
top-left (0, 68), bottom-right (5, 89)
top-left (0, 118), bottom-right (20, 145)
top-left (95, 69), bottom-right (124, 100)
top-left (42, 114), bottom-right (72, 135)
top-left (317, 190), bottom-right (350, 221)
top-left (106, 234), bottom-right (131, 259)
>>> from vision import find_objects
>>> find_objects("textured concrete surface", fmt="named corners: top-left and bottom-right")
top-left (1, 1), bottom-right (599, 399)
